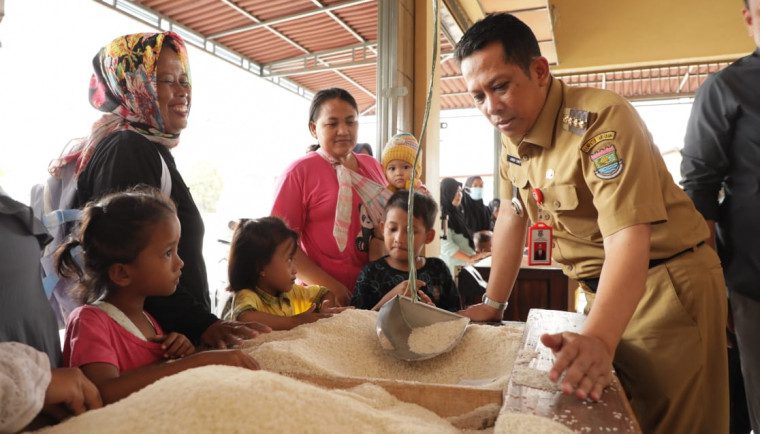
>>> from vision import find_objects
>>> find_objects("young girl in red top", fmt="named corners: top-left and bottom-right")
top-left (59, 187), bottom-right (259, 404)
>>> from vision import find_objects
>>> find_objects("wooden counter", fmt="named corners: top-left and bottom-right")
top-left (475, 256), bottom-right (573, 321)
top-left (503, 309), bottom-right (642, 433)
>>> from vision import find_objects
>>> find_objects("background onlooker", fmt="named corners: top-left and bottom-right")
top-left (680, 1), bottom-right (760, 430)
top-left (473, 231), bottom-right (492, 254)
top-left (461, 176), bottom-right (492, 234)
top-left (439, 178), bottom-right (487, 276)
top-left (353, 142), bottom-right (373, 156)
top-left (488, 198), bottom-right (500, 231)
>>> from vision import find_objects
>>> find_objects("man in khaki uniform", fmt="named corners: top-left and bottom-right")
top-left (456, 13), bottom-right (728, 434)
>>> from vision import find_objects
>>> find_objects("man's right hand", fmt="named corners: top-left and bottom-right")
top-left (458, 302), bottom-right (504, 322)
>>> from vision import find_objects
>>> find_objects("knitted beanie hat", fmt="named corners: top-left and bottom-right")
top-left (381, 132), bottom-right (422, 175)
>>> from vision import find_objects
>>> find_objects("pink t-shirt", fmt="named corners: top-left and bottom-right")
top-left (63, 305), bottom-right (165, 373)
top-left (272, 152), bottom-right (386, 294)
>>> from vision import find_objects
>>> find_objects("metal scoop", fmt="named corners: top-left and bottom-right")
top-left (376, 295), bottom-right (470, 361)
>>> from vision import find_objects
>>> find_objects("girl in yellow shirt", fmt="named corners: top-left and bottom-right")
top-left (222, 217), bottom-right (349, 330)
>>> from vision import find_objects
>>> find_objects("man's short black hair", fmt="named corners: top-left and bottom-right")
top-left (454, 13), bottom-right (541, 75)
top-left (384, 190), bottom-right (438, 231)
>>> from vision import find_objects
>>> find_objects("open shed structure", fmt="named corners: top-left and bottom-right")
top-left (99, 0), bottom-right (753, 109)
top-left (96, 0), bottom-right (755, 201)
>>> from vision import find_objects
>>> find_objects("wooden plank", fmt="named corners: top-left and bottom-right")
top-left (285, 372), bottom-right (502, 419)
top-left (503, 309), bottom-right (642, 433)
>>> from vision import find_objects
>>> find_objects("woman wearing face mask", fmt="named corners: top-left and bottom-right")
top-left (440, 178), bottom-right (488, 276)
top-left (70, 32), bottom-right (269, 349)
top-left (461, 176), bottom-right (492, 234)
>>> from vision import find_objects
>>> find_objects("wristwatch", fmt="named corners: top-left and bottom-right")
top-left (482, 294), bottom-right (508, 313)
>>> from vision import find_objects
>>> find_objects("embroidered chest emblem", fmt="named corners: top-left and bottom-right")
top-left (590, 145), bottom-right (623, 179)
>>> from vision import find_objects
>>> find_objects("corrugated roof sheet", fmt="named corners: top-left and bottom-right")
top-left (126, 0), bottom-right (728, 112)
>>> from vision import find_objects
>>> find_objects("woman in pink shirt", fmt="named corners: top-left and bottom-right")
top-left (271, 88), bottom-right (386, 304)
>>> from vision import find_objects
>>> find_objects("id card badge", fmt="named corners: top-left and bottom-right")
top-left (527, 222), bottom-right (552, 266)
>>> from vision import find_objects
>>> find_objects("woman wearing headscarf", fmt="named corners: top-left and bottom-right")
top-left (69, 32), bottom-right (267, 348)
top-left (271, 88), bottom-right (387, 305)
top-left (440, 178), bottom-right (487, 276)
top-left (461, 176), bottom-right (492, 233)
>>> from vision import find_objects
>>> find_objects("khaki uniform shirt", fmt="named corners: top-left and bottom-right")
top-left (499, 78), bottom-right (708, 280)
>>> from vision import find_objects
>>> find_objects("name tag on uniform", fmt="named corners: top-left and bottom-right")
top-left (507, 155), bottom-right (522, 166)
top-left (528, 222), bottom-right (552, 266)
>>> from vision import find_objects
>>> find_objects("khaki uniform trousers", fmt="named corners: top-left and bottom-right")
top-left (583, 244), bottom-right (728, 434)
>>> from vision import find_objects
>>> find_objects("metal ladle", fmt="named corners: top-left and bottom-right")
top-left (375, 0), bottom-right (469, 362)
top-left (376, 295), bottom-right (469, 361)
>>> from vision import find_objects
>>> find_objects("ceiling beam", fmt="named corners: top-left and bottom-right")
top-left (219, 0), bottom-right (310, 57)
top-left (334, 69), bottom-right (376, 99)
top-left (263, 42), bottom-right (376, 71)
top-left (264, 59), bottom-right (376, 78)
top-left (219, 0), bottom-right (375, 99)
top-left (211, 0), bottom-right (372, 39)
top-left (310, 0), bottom-right (365, 44)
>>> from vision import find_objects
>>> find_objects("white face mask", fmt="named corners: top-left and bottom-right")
top-left (468, 187), bottom-right (483, 200)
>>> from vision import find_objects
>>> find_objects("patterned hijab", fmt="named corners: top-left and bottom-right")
top-left (72, 32), bottom-right (191, 174)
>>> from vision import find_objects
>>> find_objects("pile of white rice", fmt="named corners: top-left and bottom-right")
top-left (408, 317), bottom-right (470, 355)
top-left (35, 366), bottom-right (464, 434)
top-left (243, 309), bottom-right (523, 389)
top-left (33, 311), bottom-right (585, 433)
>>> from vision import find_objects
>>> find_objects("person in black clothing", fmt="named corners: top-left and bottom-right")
top-left (71, 32), bottom-right (268, 347)
top-left (351, 190), bottom-right (461, 312)
top-left (681, 1), bottom-right (760, 430)
top-left (461, 176), bottom-right (492, 233)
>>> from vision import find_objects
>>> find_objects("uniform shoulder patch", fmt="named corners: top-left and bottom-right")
top-left (590, 145), bottom-right (623, 179)
top-left (581, 131), bottom-right (616, 153)
top-left (562, 108), bottom-right (597, 136)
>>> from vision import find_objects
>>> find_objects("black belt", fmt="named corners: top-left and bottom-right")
top-left (579, 241), bottom-right (705, 293)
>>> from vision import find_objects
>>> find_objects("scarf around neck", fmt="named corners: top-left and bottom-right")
top-left (316, 149), bottom-right (391, 251)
